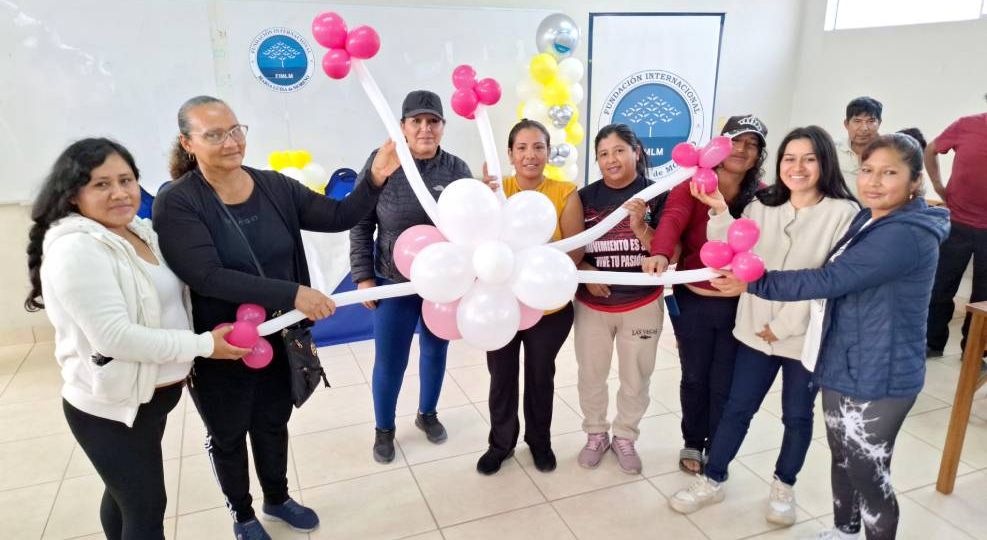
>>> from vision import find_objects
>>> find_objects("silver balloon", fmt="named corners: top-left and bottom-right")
top-left (548, 105), bottom-right (574, 128)
top-left (548, 145), bottom-right (567, 167)
top-left (536, 13), bottom-right (581, 60)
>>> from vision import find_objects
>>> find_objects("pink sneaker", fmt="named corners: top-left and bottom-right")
top-left (577, 432), bottom-right (610, 469)
top-left (611, 436), bottom-right (642, 474)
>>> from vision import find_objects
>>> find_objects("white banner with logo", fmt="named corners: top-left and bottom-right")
top-left (587, 13), bottom-right (724, 179)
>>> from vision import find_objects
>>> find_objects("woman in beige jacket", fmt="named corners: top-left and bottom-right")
top-left (669, 126), bottom-right (859, 525)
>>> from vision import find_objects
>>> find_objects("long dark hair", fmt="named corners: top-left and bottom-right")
top-left (756, 126), bottom-right (856, 207)
top-left (168, 95), bottom-right (227, 180)
top-left (594, 123), bottom-right (649, 179)
top-left (25, 138), bottom-right (140, 311)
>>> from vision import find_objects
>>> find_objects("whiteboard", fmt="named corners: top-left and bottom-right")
top-left (1, 0), bottom-right (555, 203)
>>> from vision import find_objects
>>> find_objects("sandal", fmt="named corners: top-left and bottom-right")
top-left (679, 448), bottom-right (703, 475)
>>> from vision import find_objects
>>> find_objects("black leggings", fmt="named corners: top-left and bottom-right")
top-left (63, 384), bottom-right (183, 540)
top-left (822, 389), bottom-right (915, 540)
top-left (486, 304), bottom-right (574, 452)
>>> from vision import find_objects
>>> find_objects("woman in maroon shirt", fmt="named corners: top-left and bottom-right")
top-left (642, 115), bottom-right (768, 474)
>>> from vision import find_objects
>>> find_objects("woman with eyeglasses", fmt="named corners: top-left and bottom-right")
top-left (153, 95), bottom-right (385, 540)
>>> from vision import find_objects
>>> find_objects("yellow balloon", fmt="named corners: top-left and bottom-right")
top-left (529, 53), bottom-right (558, 85)
top-left (303, 180), bottom-right (327, 195)
top-left (288, 150), bottom-right (312, 169)
top-left (544, 165), bottom-right (563, 180)
top-left (565, 121), bottom-right (585, 146)
top-left (268, 151), bottom-right (288, 171)
top-left (540, 80), bottom-right (570, 106)
top-left (516, 102), bottom-right (526, 120)
top-left (570, 108), bottom-right (580, 127)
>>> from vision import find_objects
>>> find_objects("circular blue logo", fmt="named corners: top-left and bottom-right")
top-left (249, 28), bottom-right (314, 93)
top-left (600, 71), bottom-right (706, 177)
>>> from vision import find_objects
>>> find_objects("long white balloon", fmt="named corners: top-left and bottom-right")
top-left (548, 165), bottom-right (696, 253)
top-left (256, 282), bottom-right (417, 336)
top-left (577, 268), bottom-right (717, 286)
top-left (474, 106), bottom-right (508, 203)
top-left (352, 59), bottom-right (441, 224)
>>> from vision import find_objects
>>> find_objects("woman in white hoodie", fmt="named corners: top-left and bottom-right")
top-left (668, 126), bottom-right (859, 525)
top-left (24, 138), bottom-right (248, 540)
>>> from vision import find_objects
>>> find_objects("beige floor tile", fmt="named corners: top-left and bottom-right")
top-left (0, 374), bottom-right (10, 396)
top-left (0, 482), bottom-right (59, 539)
top-left (65, 442), bottom-right (97, 479)
top-left (743, 519), bottom-right (830, 539)
top-left (175, 507), bottom-right (237, 540)
top-left (649, 465), bottom-right (812, 540)
top-left (0, 432), bottom-right (73, 490)
top-left (32, 325), bottom-right (55, 344)
top-left (905, 470), bottom-right (987, 540)
top-left (181, 410), bottom-right (209, 457)
top-left (889, 430), bottom-right (974, 491)
top-left (402, 532), bottom-right (445, 540)
top-left (474, 394), bottom-right (584, 437)
top-left (71, 518), bottom-right (176, 540)
top-left (555, 479), bottom-right (706, 539)
top-left (396, 404), bottom-right (489, 465)
top-left (636, 413), bottom-right (693, 477)
top-left (0, 327), bottom-right (36, 347)
top-left (761, 390), bottom-right (827, 440)
top-left (0, 366), bottom-right (63, 404)
top-left (516, 430), bottom-right (640, 500)
top-left (0, 398), bottom-right (69, 443)
top-left (903, 408), bottom-right (987, 468)
top-left (19, 342), bottom-right (57, 372)
top-left (394, 370), bottom-right (471, 418)
top-left (908, 392), bottom-right (951, 416)
top-left (43, 474), bottom-right (105, 538)
top-left (288, 383), bottom-right (375, 436)
top-left (446, 362), bottom-right (491, 403)
top-left (920, 360), bottom-right (987, 405)
top-left (894, 496), bottom-right (976, 539)
top-left (303, 468), bottom-right (436, 540)
top-left (735, 408), bottom-right (786, 457)
top-left (318, 350), bottom-right (366, 387)
top-left (553, 351), bottom-right (581, 388)
top-left (649, 365), bottom-right (683, 412)
top-left (317, 342), bottom-right (356, 359)
top-left (0, 343), bottom-right (30, 376)
top-left (442, 504), bottom-right (575, 540)
top-left (292, 422), bottom-right (405, 488)
top-left (412, 451), bottom-right (544, 526)
top-left (178, 450), bottom-right (298, 515)
top-left (739, 439), bottom-right (833, 518)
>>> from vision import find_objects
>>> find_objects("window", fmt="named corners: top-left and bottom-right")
top-left (825, 0), bottom-right (986, 30)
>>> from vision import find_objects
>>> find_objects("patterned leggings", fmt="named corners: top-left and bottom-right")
top-left (822, 389), bottom-right (915, 540)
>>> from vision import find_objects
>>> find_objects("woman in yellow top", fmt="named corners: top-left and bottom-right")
top-left (477, 119), bottom-right (585, 475)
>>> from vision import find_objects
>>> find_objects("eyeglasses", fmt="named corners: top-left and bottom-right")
top-left (192, 124), bottom-right (249, 145)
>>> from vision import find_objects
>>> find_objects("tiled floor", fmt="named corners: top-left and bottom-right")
top-left (2, 313), bottom-right (985, 539)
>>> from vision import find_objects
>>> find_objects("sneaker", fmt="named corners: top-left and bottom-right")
top-left (476, 447), bottom-right (514, 475)
top-left (611, 436), bottom-right (643, 474)
top-left (766, 477), bottom-right (796, 526)
top-left (415, 412), bottom-right (448, 443)
top-left (261, 498), bottom-right (320, 532)
top-left (577, 432), bottom-right (610, 469)
top-left (804, 528), bottom-right (859, 540)
top-left (373, 428), bottom-right (395, 463)
top-left (233, 519), bottom-right (271, 540)
top-left (531, 446), bottom-right (557, 472)
top-left (669, 476), bottom-right (725, 514)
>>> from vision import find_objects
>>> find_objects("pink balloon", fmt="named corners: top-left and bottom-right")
top-left (518, 303), bottom-right (543, 331)
top-left (474, 78), bottom-right (502, 106)
top-left (727, 218), bottom-right (761, 252)
top-left (451, 88), bottom-right (479, 118)
top-left (243, 337), bottom-right (274, 369)
top-left (731, 251), bottom-right (766, 282)
top-left (394, 225), bottom-right (447, 279)
top-left (699, 241), bottom-right (735, 269)
top-left (422, 300), bottom-right (462, 341)
top-left (322, 49), bottom-right (351, 79)
top-left (452, 65), bottom-right (477, 90)
top-left (226, 321), bottom-right (259, 349)
top-left (671, 142), bottom-right (700, 167)
top-left (345, 25), bottom-right (380, 59)
top-left (691, 168), bottom-right (718, 194)
top-left (699, 136), bottom-right (733, 168)
top-left (236, 303), bottom-right (265, 324)
top-left (312, 12), bottom-right (348, 49)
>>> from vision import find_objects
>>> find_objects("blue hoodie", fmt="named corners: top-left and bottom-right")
top-left (749, 198), bottom-right (950, 400)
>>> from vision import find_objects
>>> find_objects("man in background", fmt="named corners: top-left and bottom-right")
top-left (837, 96), bottom-right (883, 196)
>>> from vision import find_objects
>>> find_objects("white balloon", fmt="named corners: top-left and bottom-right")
top-left (548, 126), bottom-right (567, 146)
top-left (472, 241), bottom-right (516, 284)
top-left (522, 100), bottom-right (549, 121)
top-left (563, 144), bottom-right (579, 165)
top-left (456, 283), bottom-right (520, 351)
top-left (515, 79), bottom-right (539, 102)
top-left (511, 246), bottom-right (578, 310)
top-left (569, 83), bottom-right (585, 105)
top-left (301, 163), bottom-right (327, 185)
top-left (437, 178), bottom-right (502, 247)
top-left (564, 162), bottom-right (579, 181)
top-left (557, 58), bottom-right (585, 84)
top-left (410, 242), bottom-right (475, 303)
top-left (279, 166), bottom-right (306, 182)
top-left (501, 190), bottom-right (557, 250)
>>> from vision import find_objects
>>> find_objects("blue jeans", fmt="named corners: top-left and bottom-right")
top-left (371, 281), bottom-right (449, 430)
top-left (705, 343), bottom-right (817, 485)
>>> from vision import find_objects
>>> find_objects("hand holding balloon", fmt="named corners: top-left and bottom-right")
top-left (209, 326), bottom-right (252, 360)
top-left (710, 270), bottom-right (749, 295)
top-left (370, 139), bottom-right (400, 186)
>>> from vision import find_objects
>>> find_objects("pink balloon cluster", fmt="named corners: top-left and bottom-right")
top-left (450, 64), bottom-right (502, 119)
top-left (671, 136), bottom-right (733, 194)
top-left (311, 12), bottom-right (381, 80)
top-left (217, 304), bottom-right (274, 369)
top-left (699, 219), bottom-right (767, 282)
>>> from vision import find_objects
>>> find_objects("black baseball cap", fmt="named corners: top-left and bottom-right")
top-left (402, 90), bottom-right (444, 121)
top-left (721, 115), bottom-right (768, 144)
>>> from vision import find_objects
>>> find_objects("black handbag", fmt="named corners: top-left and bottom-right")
top-left (207, 179), bottom-right (330, 407)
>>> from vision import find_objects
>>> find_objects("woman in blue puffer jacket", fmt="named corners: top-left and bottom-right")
top-left (713, 133), bottom-right (949, 540)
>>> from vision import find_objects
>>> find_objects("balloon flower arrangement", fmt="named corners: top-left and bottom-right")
top-left (267, 149), bottom-right (329, 194)
top-left (215, 11), bottom-right (766, 361)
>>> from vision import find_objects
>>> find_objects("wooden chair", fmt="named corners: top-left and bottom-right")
top-left (936, 301), bottom-right (987, 494)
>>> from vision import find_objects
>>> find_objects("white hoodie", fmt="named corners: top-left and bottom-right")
top-left (41, 215), bottom-right (214, 426)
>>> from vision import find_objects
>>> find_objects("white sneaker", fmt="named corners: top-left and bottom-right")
top-left (766, 477), bottom-right (796, 526)
top-left (669, 475), bottom-right (724, 514)
top-left (804, 528), bottom-right (859, 540)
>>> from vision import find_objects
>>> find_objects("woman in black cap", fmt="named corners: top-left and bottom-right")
top-left (350, 90), bottom-right (474, 464)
